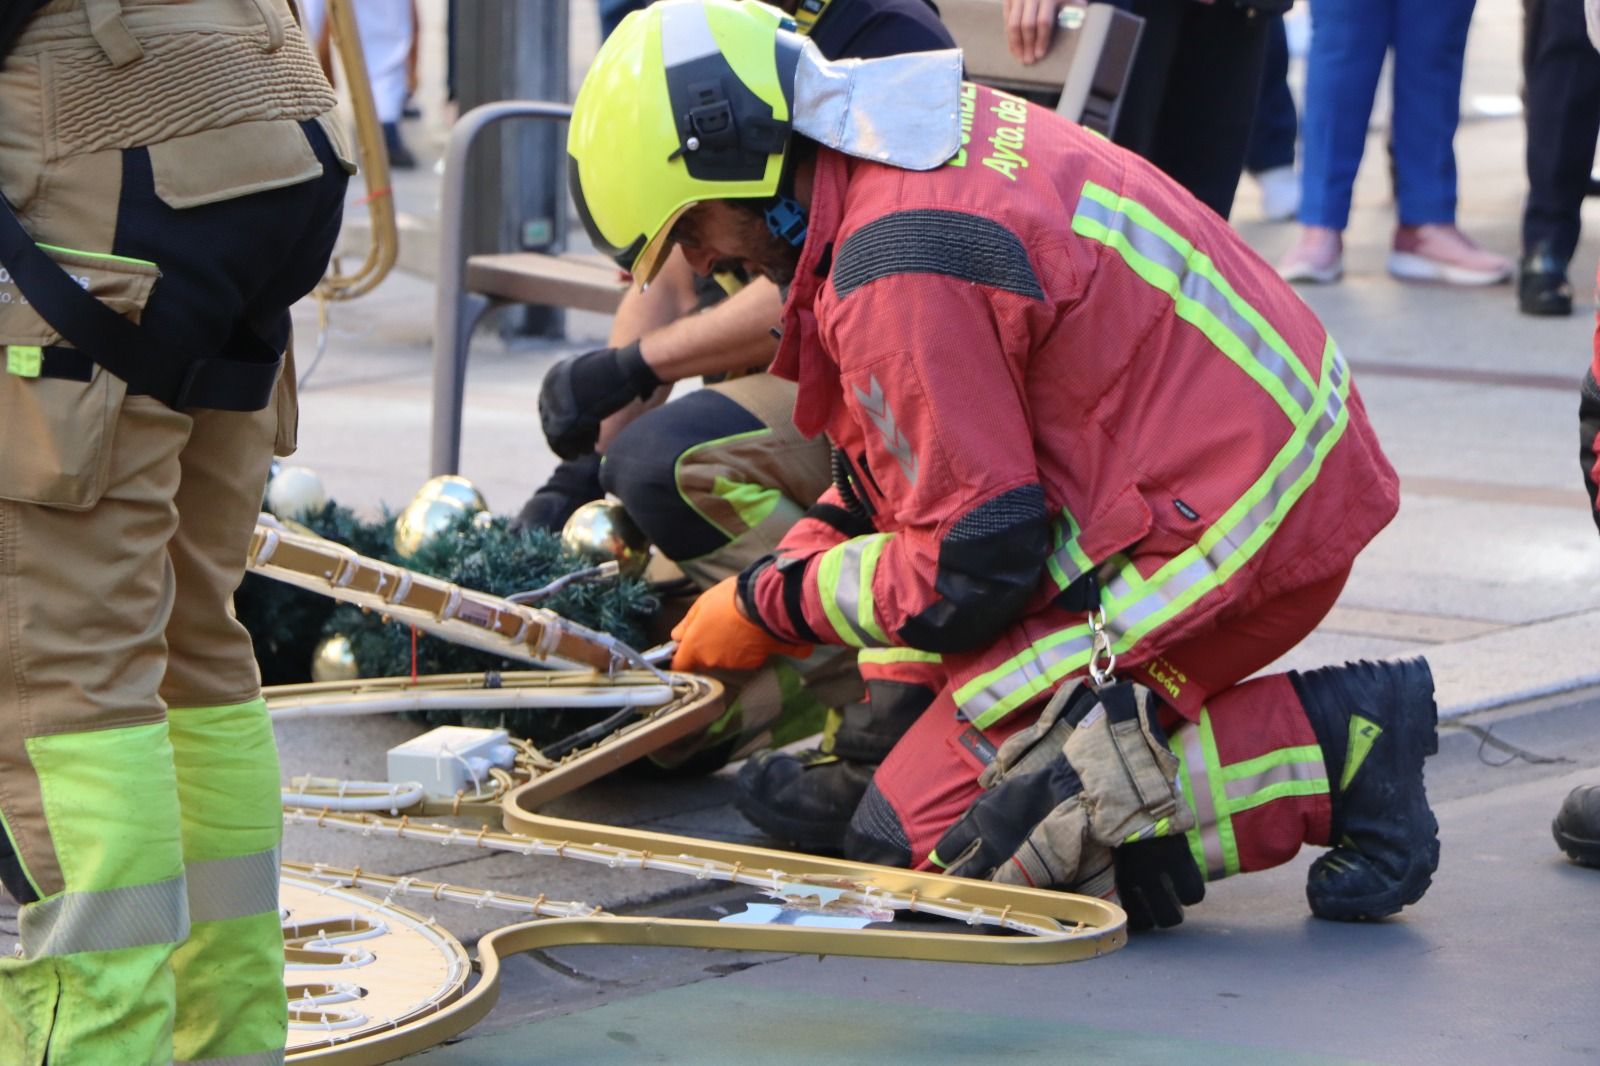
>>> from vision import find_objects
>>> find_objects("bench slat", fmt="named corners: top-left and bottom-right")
top-left (465, 252), bottom-right (630, 315)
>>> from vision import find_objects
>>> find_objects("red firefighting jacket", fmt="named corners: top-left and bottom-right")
top-left (739, 83), bottom-right (1400, 729)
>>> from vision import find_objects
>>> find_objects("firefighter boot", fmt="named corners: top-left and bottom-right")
top-left (1552, 785), bottom-right (1600, 868)
top-left (735, 677), bottom-right (936, 853)
top-left (1292, 658), bottom-right (1440, 921)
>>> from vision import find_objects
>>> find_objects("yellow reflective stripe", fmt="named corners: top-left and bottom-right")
top-left (1221, 745), bottom-right (1328, 813)
top-left (186, 847), bottom-right (280, 925)
top-left (1073, 181), bottom-right (1317, 418)
top-left (36, 241), bottom-right (158, 269)
top-left (817, 535), bottom-right (893, 648)
top-left (20, 874), bottom-right (188, 957)
top-left (711, 475), bottom-right (783, 531)
top-left (1046, 505), bottom-right (1095, 592)
top-left (1341, 714), bottom-right (1382, 792)
top-left (1173, 712), bottom-right (1233, 880)
top-left (674, 427), bottom-right (773, 540)
top-left (955, 339), bottom-right (1350, 727)
top-left (857, 647), bottom-right (943, 665)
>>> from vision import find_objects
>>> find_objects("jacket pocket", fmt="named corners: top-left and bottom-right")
top-left (148, 118), bottom-right (327, 208)
top-left (0, 247), bottom-right (156, 509)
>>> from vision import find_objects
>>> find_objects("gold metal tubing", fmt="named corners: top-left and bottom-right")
top-left (282, 858), bottom-right (1124, 1065)
top-left (318, 0), bottom-right (398, 301)
top-left (504, 805), bottom-right (1123, 926)
top-left (248, 521), bottom-right (628, 671)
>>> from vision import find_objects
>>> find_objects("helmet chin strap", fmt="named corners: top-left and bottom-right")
top-left (764, 194), bottom-right (809, 247)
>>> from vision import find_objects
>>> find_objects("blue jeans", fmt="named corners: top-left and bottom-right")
top-left (1299, 0), bottom-right (1477, 230)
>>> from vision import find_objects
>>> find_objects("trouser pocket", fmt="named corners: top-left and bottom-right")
top-left (0, 247), bottom-right (155, 508)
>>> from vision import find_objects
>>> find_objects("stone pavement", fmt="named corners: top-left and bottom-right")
top-left (4, 0), bottom-right (1600, 1061)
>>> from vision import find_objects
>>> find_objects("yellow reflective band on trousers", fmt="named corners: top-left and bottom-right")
top-left (817, 533), bottom-right (894, 648)
top-left (0, 720), bottom-right (186, 1065)
top-left (711, 475), bottom-right (783, 532)
top-left (1171, 709), bottom-right (1329, 881)
top-left (954, 338), bottom-right (1351, 728)
top-left (167, 697), bottom-right (287, 1066)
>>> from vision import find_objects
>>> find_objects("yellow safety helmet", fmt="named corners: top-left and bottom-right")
top-left (568, 0), bottom-right (805, 282)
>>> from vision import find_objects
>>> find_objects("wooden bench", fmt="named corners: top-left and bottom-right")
top-left (429, 9), bottom-right (1141, 476)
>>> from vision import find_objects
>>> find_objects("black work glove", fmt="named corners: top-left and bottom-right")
top-left (932, 757), bottom-right (1083, 880)
top-left (538, 341), bottom-right (661, 460)
top-left (1112, 834), bottom-right (1205, 931)
top-left (509, 453), bottom-right (604, 533)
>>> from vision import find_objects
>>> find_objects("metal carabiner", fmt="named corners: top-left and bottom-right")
top-left (1086, 605), bottom-right (1117, 689)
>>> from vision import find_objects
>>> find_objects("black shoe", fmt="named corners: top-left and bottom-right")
top-left (1293, 658), bottom-right (1440, 922)
top-left (1518, 249), bottom-right (1573, 317)
top-left (382, 121), bottom-right (417, 171)
top-left (1553, 785), bottom-right (1600, 868)
top-left (734, 748), bottom-right (875, 854)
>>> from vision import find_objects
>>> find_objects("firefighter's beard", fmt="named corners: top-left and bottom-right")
top-left (717, 205), bottom-right (804, 287)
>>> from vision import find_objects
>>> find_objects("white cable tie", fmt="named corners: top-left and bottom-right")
top-left (330, 549), bottom-right (361, 588)
top-left (255, 527), bottom-right (281, 564)
top-left (439, 586), bottom-right (463, 621)
top-left (387, 569), bottom-right (413, 604)
top-left (476, 891), bottom-right (495, 910)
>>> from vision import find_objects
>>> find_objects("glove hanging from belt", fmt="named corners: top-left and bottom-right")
top-left (933, 678), bottom-right (1201, 925)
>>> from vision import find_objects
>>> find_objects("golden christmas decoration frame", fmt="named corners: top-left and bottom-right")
top-left (254, 521), bottom-right (1127, 1063)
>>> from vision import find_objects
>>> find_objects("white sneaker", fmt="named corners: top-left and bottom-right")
top-left (1277, 227), bottom-right (1344, 284)
top-left (1253, 166), bottom-right (1300, 223)
top-left (1387, 224), bottom-right (1513, 286)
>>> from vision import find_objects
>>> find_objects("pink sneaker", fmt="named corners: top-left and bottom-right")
top-left (1277, 226), bottom-right (1344, 284)
top-left (1388, 224), bottom-right (1513, 286)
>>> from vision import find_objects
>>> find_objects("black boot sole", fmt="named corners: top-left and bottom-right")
top-left (1553, 821), bottom-right (1600, 869)
top-left (1307, 659), bottom-right (1441, 921)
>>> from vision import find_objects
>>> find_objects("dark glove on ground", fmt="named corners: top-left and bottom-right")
top-left (1112, 834), bottom-right (1205, 931)
top-left (933, 756), bottom-right (1082, 880)
top-left (538, 342), bottom-right (660, 460)
top-left (509, 453), bottom-right (604, 533)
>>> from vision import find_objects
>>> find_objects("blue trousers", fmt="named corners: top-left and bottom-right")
top-left (1299, 0), bottom-right (1478, 230)
top-left (1247, 16), bottom-right (1299, 175)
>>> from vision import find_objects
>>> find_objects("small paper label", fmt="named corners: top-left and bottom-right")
top-left (6, 345), bottom-right (42, 378)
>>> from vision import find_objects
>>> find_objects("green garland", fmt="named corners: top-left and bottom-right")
top-left (236, 502), bottom-right (658, 742)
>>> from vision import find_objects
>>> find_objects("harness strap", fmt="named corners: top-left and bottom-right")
top-left (0, 0), bottom-right (281, 412)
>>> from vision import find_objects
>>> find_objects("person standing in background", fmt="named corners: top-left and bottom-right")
top-left (1002, 0), bottom-right (1287, 220)
top-left (1518, 0), bottom-right (1600, 316)
top-left (1277, 0), bottom-right (1512, 285)
top-left (1246, 13), bottom-right (1301, 222)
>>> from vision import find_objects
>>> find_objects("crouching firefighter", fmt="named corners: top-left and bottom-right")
top-left (570, 0), bottom-right (1442, 928)
top-left (0, 0), bottom-right (350, 1062)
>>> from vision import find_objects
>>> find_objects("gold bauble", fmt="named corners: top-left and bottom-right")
top-left (392, 476), bottom-right (488, 559)
top-left (560, 499), bottom-right (651, 578)
top-left (311, 633), bottom-right (360, 683)
top-left (393, 497), bottom-right (470, 559)
top-left (414, 475), bottom-right (488, 513)
top-left (265, 465), bottom-right (327, 520)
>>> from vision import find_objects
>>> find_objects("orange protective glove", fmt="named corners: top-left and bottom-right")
top-left (670, 576), bottom-right (813, 673)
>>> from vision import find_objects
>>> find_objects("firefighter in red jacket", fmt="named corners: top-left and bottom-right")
top-left (570, 0), bottom-right (1441, 926)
